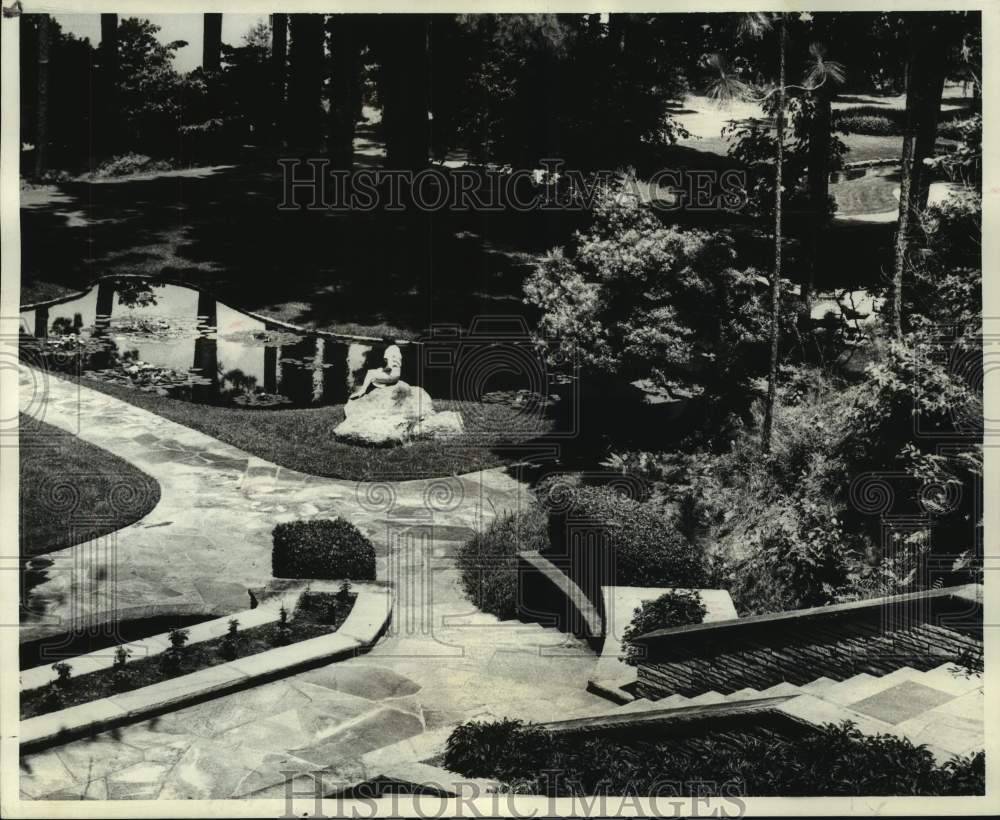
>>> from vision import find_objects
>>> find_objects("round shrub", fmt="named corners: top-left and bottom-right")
top-left (272, 518), bottom-right (376, 580)
top-left (544, 485), bottom-right (706, 593)
top-left (621, 590), bottom-right (707, 666)
top-left (456, 506), bottom-right (548, 620)
top-left (444, 719), bottom-right (554, 781)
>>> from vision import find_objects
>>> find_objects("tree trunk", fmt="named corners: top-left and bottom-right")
top-left (328, 14), bottom-right (361, 170)
top-left (891, 132), bottom-right (915, 341)
top-left (34, 14), bottom-right (50, 177)
top-left (271, 13), bottom-right (288, 146)
top-left (98, 14), bottom-right (119, 160)
top-left (287, 14), bottom-right (326, 153)
top-left (203, 13), bottom-right (223, 73)
top-left (761, 16), bottom-right (786, 454)
top-left (381, 15), bottom-right (430, 170)
top-left (889, 18), bottom-right (945, 339)
top-left (912, 34), bottom-right (946, 212)
top-left (803, 85), bottom-right (831, 309)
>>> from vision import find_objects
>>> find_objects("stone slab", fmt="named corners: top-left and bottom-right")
top-left (21, 698), bottom-right (130, 748)
top-left (338, 590), bottom-right (393, 645)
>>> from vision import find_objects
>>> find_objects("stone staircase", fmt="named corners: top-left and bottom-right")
top-left (561, 662), bottom-right (984, 762)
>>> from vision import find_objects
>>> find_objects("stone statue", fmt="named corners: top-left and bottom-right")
top-left (350, 338), bottom-right (402, 400)
top-left (335, 339), bottom-right (464, 446)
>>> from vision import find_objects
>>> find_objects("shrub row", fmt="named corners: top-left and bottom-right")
top-left (831, 106), bottom-right (972, 137)
top-left (444, 719), bottom-right (985, 796)
top-left (272, 518), bottom-right (376, 581)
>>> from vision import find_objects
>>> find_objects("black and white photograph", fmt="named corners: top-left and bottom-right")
top-left (0, 1), bottom-right (995, 816)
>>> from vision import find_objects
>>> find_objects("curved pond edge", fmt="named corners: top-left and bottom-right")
top-left (18, 274), bottom-right (420, 347)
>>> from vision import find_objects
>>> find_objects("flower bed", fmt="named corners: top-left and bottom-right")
top-left (21, 589), bottom-right (354, 719)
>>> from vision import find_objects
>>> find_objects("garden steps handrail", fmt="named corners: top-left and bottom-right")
top-left (631, 584), bottom-right (982, 649)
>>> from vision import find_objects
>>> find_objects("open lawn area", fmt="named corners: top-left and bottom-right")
top-left (20, 414), bottom-right (161, 558)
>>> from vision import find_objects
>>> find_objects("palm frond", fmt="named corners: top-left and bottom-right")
top-left (804, 42), bottom-right (846, 88)
top-left (738, 12), bottom-right (773, 40)
top-left (704, 53), bottom-right (752, 105)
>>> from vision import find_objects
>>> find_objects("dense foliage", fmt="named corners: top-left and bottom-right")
top-left (621, 590), bottom-right (707, 666)
top-left (456, 507), bottom-right (548, 620)
top-left (525, 182), bottom-right (770, 408)
top-left (543, 483), bottom-right (707, 594)
top-left (271, 518), bottom-right (377, 580)
top-left (445, 719), bottom-right (985, 796)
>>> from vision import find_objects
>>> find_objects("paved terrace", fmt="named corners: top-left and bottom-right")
top-left (18, 366), bottom-right (604, 799)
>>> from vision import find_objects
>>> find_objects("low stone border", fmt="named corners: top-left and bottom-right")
top-left (20, 598), bottom-right (292, 692)
top-left (516, 551), bottom-right (603, 643)
top-left (19, 588), bottom-right (393, 752)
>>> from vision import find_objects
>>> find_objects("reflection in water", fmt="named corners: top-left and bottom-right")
top-left (19, 280), bottom-right (424, 409)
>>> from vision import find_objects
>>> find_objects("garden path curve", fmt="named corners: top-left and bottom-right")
top-left (19, 366), bottom-right (604, 800)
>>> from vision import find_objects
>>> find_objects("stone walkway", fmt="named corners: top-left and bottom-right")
top-left (19, 366), bottom-right (604, 799)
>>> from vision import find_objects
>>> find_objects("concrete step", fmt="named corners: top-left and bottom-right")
top-left (819, 673), bottom-right (879, 705)
top-left (685, 691), bottom-right (726, 706)
top-left (724, 688), bottom-right (763, 702)
top-left (757, 682), bottom-right (801, 698)
top-left (648, 693), bottom-right (691, 710)
top-left (798, 676), bottom-right (837, 695)
top-left (917, 663), bottom-right (984, 697)
top-left (617, 697), bottom-right (667, 713)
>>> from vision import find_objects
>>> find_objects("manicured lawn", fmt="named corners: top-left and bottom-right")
top-left (20, 414), bottom-right (161, 558)
top-left (75, 375), bottom-right (555, 481)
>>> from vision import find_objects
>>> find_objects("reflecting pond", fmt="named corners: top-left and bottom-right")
top-left (19, 279), bottom-right (534, 408)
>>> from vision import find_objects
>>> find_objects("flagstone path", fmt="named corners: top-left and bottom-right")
top-left (18, 366), bottom-right (604, 799)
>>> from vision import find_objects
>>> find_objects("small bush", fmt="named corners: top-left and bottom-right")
top-left (444, 719), bottom-right (554, 782)
top-left (545, 485), bottom-right (706, 591)
top-left (621, 590), bottom-right (707, 666)
top-left (272, 518), bottom-right (376, 581)
top-left (456, 506), bottom-right (548, 620)
top-left (51, 661), bottom-right (73, 683)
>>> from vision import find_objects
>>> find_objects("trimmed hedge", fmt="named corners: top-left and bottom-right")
top-left (457, 506), bottom-right (548, 620)
top-left (831, 105), bottom-right (970, 137)
top-left (544, 484), bottom-right (706, 596)
top-left (272, 518), bottom-right (376, 580)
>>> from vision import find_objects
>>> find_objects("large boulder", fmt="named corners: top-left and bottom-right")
top-left (334, 381), bottom-right (465, 446)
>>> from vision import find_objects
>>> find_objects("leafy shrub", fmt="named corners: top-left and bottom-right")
top-left (444, 719), bottom-right (554, 782)
top-left (457, 506), bottom-right (548, 620)
top-left (51, 661), bottom-right (72, 683)
top-left (91, 153), bottom-right (172, 178)
top-left (524, 180), bottom-right (769, 408)
top-left (621, 590), bottom-right (706, 666)
top-left (447, 719), bottom-right (984, 796)
top-left (545, 484), bottom-right (706, 593)
top-left (272, 518), bottom-right (376, 581)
